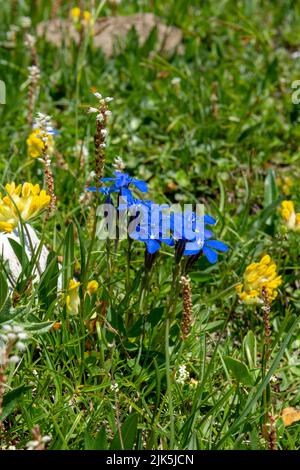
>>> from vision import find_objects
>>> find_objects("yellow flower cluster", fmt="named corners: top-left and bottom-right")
top-left (236, 255), bottom-right (282, 304)
top-left (27, 129), bottom-right (54, 158)
top-left (87, 280), bottom-right (98, 295)
top-left (65, 279), bottom-right (98, 315)
top-left (70, 7), bottom-right (92, 25)
top-left (280, 200), bottom-right (300, 231)
top-left (0, 182), bottom-right (50, 233)
top-left (277, 175), bottom-right (293, 195)
top-left (66, 279), bottom-right (80, 314)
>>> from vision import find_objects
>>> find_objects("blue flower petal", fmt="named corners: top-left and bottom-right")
top-left (160, 237), bottom-right (174, 246)
top-left (205, 240), bottom-right (229, 252)
top-left (184, 247), bottom-right (201, 256)
top-left (133, 180), bottom-right (148, 193)
top-left (204, 215), bottom-right (216, 225)
top-left (146, 239), bottom-right (161, 254)
top-left (203, 246), bottom-right (218, 263)
top-left (121, 187), bottom-right (134, 204)
top-left (204, 229), bottom-right (214, 239)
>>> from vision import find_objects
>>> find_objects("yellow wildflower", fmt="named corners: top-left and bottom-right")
top-left (83, 11), bottom-right (92, 24)
top-left (70, 7), bottom-right (81, 21)
top-left (52, 321), bottom-right (61, 331)
top-left (87, 280), bottom-right (99, 295)
top-left (0, 182), bottom-right (50, 232)
top-left (280, 200), bottom-right (300, 231)
top-left (70, 7), bottom-right (93, 30)
top-left (66, 279), bottom-right (80, 315)
top-left (277, 175), bottom-right (293, 195)
top-left (236, 255), bottom-right (282, 304)
top-left (27, 128), bottom-right (54, 158)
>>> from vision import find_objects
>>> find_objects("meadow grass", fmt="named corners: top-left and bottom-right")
top-left (0, 0), bottom-right (300, 450)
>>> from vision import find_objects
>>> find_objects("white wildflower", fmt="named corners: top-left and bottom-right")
top-left (96, 113), bottom-right (104, 122)
top-left (20, 16), bottom-right (31, 28)
top-left (112, 156), bottom-right (125, 171)
top-left (171, 77), bottom-right (181, 85)
top-left (9, 355), bottom-right (21, 364)
top-left (25, 33), bottom-right (36, 48)
top-left (110, 383), bottom-right (119, 393)
top-left (176, 365), bottom-right (189, 385)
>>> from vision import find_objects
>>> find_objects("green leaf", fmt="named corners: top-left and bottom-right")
top-left (84, 428), bottom-right (108, 450)
top-left (38, 252), bottom-right (59, 310)
top-left (110, 412), bottom-right (138, 450)
top-left (127, 316), bottom-right (143, 337)
top-left (243, 331), bottom-right (257, 369)
top-left (223, 356), bottom-right (254, 387)
top-left (189, 272), bottom-right (212, 283)
top-left (216, 315), bottom-right (299, 448)
top-left (0, 385), bottom-right (31, 421)
top-left (0, 270), bottom-right (8, 309)
top-left (74, 219), bottom-right (86, 278)
top-left (0, 296), bottom-right (13, 323)
top-left (84, 432), bottom-right (95, 450)
top-left (264, 169), bottom-right (278, 209)
top-left (62, 223), bottom-right (75, 291)
top-left (248, 198), bottom-right (282, 236)
top-left (8, 237), bottom-right (29, 268)
top-left (148, 307), bottom-right (164, 328)
top-left (24, 321), bottom-right (54, 334)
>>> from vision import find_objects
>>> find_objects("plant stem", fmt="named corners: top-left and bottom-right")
top-left (165, 315), bottom-right (175, 449)
top-left (261, 286), bottom-right (276, 450)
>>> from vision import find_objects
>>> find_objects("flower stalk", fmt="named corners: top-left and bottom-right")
top-left (88, 93), bottom-right (112, 184)
top-left (32, 113), bottom-right (57, 217)
top-left (180, 275), bottom-right (193, 340)
top-left (25, 34), bottom-right (40, 127)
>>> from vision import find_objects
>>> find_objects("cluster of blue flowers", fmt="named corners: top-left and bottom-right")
top-left (87, 171), bottom-right (228, 264)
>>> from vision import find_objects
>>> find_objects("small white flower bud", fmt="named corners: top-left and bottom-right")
top-left (88, 107), bottom-right (98, 114)
top-left (16, 341), bottom-right (26, 351)
top-left (20, 16), bottom-right (31, 28)
top-left (7, 333), bottom-right (17, 341)
top-left (18, 333), bottom-right (28, 340)
top-left (94, 92), bottom-right (102, 99)
top-left (3, 324), bottom-right (12, 332)
top-left (171, 77), bottom-right (181, 86)
top-left (110, 383), bottom-right (119, 393)
top-left (9, 355), bottom-right (21, 364)
top-left (13, 325), bottom-right (23, 333)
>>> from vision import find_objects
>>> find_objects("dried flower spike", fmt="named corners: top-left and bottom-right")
top-left (180, 275), bottom-right (193, 339)
top-left (27, 64), bottom-right (40, 127)
top-left (89, 91), bottom-right (112, 184)
top-left (32, 113), bottom-right (57, 216)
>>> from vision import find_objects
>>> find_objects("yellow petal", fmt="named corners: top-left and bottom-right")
top-left (87, 280), bottom-right (99, 295)
top-left (282, 407), bottom-right (300, 427)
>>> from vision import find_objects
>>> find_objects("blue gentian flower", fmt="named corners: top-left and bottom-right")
top-left (86, 171), bottom-right (148, 204)
top-left (172, 211), bottom-right (228, 264)
top-left (128, 200), bottom-right (174, 254)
